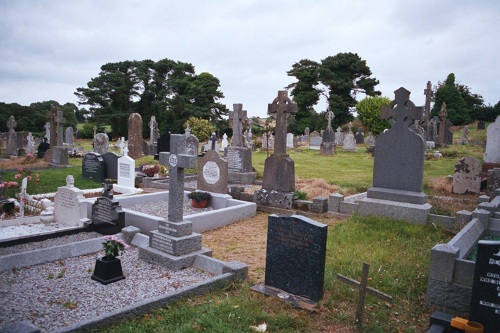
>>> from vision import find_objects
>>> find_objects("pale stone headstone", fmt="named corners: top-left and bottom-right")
top-left (149, 115), bottom-right (158, 145)
top-left (423, 80), bottom-right (434, 141)
top-left (320, 110), bottom-right (336, 155)
top-left (93, 133), bottom-right (109, 154)
top-left (309, 136), bottom-right (322, 150)
top-left (483, 115), bottom-right (500, 164)
top-left (286, 133), bottom-right (294, 148)
top-left (452, 157), bottom-right (481, 194)
top-left (335, 127), bottom-right (343, 145)
top-left (186, 135), bottom-right (199, 156)
top-left (127, 113), bottom-right (143, 159)
top-left (25, 132), bottom-right (35, 155)
top-left (220, 133), bottom-right (229, 151)
top-left (459, 126), bottom-right (469, 145)
top-left (304, 127), bottom-right (310, 137)
top-left (113, 148), bottom-right (140, 194)
top-left (65, 127), bottom-right (74, 145)
top-left (365, 132), bottom-right (375, 145)
top-left (197, 149), bottom-right (228, 194)
top-left (44, 122), bottom-right (50, 139)
top-left (229, 104), bottom-right (248, 147)
top-left (342, 122), bottom-right (357, 152)
top-left (54, 175), bottom-right (89, 227)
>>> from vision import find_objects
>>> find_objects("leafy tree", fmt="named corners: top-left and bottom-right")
top-left (286, 53), bottom-right (380, 132)
top-left (356, 96), bottom-right (391, 135)
top-left (184, 117), bottom-right (215, 142)
top-left (286, 59), bottom-right (321, 134)
top-left (473, 101), bottom-right (500, 122)
top-left (76, 59), bottom-right (228, 137)
top-left (431, 73), bottom-right (471, 125)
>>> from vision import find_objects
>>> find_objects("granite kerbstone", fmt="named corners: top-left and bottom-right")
top-left (358, 197), bottom-right (431, 224)
top-left (121, 226), bottom-right (141, 244)
top-left (254, 189), bottom-right (294, 209)
top-left (426, 278), bottom-right (472, 313)
top-left (328, 193), bottom-right (344, 213)
top-left (447, 218), bottom-right (485, 258)
top-left (310, 197), bottom-right (328, 213)
top-left (427, 214), bottom-right (457, 231)
top-left (150, 230), bottom-right (202, 256)
top-left (472, 208), bottom-right (492, 228)
top-left (428, 243), bottom-right (460, 282)
top-left (0, 320), bottom-right (41, 333)
top-left (339, 201), bottom-right (359, 215)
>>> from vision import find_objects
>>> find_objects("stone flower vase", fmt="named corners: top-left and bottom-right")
top-left (91, 256), bottom-right (125, 285)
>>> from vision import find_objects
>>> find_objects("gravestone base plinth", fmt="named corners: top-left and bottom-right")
top-left (228, 171), bottom-right (257, 185)
top-left (149, 230), bottom-right (202, 256)
top-left (251, 283), bottom-right (318, 308)
top-left (139, 246), bottom-right (212, 271)
top-left (367, 187), bottom-right (427, 205)
top-left (359, 197), bottom-right (432, 224)
top-left (254, 189), bottom-right (293, 209)
top-left (112, 184), bottom-right (143, 195)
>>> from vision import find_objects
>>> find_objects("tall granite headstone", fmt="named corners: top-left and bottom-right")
top-left (6, 115), bottom-right (17, 156)
top-left (252, 215), bottom-right (328, 304)
top-left (127, 113), bottom-right (143, 159)
top-left (155, 132), bottom-right (170, 160)
top-left (469, 241), bottom-right (500, 333)
top-left (360, 88), bottom-right (431, 223)
top-left (102, 152), bottom-right (119, 180)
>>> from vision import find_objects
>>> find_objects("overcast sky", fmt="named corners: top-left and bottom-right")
top-left (1, 0), bottom-right (498, 120)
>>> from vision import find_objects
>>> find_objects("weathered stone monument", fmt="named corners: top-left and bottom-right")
top-left (65, 127), bottom-right (74, 145)
top-left (365, 131), bottom-right (375, 146)
top-left (482, 115), bottom-right (500, 188)
top-left (139, 134), bottom-right (211, 270)
top-left (459, 125), bottom-right (469, 145)
top-left (93, 133), bottom-right (109, 154)
top-left (127, 113), bottom-right (143, 159)
top-left (452, 157), bottom-right (482, 194)
top-left (438, 103), bottom-right (448, 147)
top-left (334, 126), bottom-right (343, 145)
top-left (6, 115), bottom-right (17, 156)
top-left (197, 149), bottom-right (228, 194)
top-left (54, 175), bottom-right (89, 227)
top-left (224, 104), bottom-right (256, 184)
top-left (186, 133), bottom-right (199, 156)
top-left (319, 110), bottom-right (336, 155)
top-left (25, 132), bottom-right (35, 156)
top-left (423, 80), bottom-right (434, 142)
top-left (251, 214), bottom-right (328, 305)
top-left (255, 91), bottom-right (297, 209)
top-left (359, 87), bottom-right (431, 223)
top-left (342, 122), bottom-right (357, 152)
top-left (49, 110), bottom-right (70, 167)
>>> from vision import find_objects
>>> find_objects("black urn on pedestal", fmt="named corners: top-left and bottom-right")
top-left (91, 257), bottom-right (125, 285)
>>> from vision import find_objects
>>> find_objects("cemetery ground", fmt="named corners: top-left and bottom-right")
top-left (0, 127), bottom-right (487, 332)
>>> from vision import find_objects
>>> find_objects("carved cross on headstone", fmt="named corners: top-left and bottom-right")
top-left (380, 87), bottom-right (423, 127)
top-left (347, 121), bottom-right (353, 133)
top-left (149, 116), bottom-right (158, 145)
top-left (438, 103), bottom-right (447, 146)
top-left (326, 110), bottom-right (335, 129)
top-left (229, 104), bottom-right (248, 147)
top-left (268, 90), bottom-right (297, 155)
top-left (423, 81), bottom-right (433, 123)
top-left (159, 134), bottom-right (197, 222)
top-left (337, 263), bottom-right (392, 324)
top-left (430, 116), bottom-right (440, 143)
top-left (55, 110), bottom-right (66, 146)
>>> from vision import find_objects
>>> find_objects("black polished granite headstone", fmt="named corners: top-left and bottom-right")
top-left (82, 152), bottom-right (106, 181)
top-left (263, 214), bottom-right (327, 303)
top-left (469, 240), bottom-right (500, 333)
top-left (155, 133), bottom-right (170, 160)
top-left (102, 152), bottom-right (119, 180)
top-left (90, 196), bottom-right (125, 235)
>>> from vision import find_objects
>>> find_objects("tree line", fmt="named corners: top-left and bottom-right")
top-left (1, 54), bottom-right (498, 137)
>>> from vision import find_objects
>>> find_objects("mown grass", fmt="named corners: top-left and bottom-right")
top-left (95, 215), bottom-right (452, 333)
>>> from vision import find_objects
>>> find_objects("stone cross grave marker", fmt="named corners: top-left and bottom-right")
top-left (252, 214), bottom-right (328, 306)
top-left (6, 115), bottom-right (17, 156)
top-left (469, 241), bottom-right (500, 333)
top-left (19, 177), bottom-right (28, 217)
top-left (337, 263), bottom-right (392, 324)
top-left (268, 91), bottom-right (297, 155)
top-left (55, 110), bottom-right (66, 146)
top-left (229, 104), bottom-right (247, 147)
top-left (423, 80), bottom-right (433, 123)
top-left (160, 134), bottom-right (198, 222)
top-left (44, 122), bottom-right (50, 139)
top-left (149, 116), bottom-right (157, 145)
top-left (48, 105), bottom-right (57, 148)
top-left (430, 116), bottom-right (439, 143)
top-left (438, 102), bottom-right (448, 146)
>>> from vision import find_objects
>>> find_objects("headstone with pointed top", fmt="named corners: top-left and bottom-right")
top-left (113, 147), bottom-right (142, 194)
top-left (360, 87), bottom-right (431, 223)
top-left (65, 127), bottom-right (74, 145)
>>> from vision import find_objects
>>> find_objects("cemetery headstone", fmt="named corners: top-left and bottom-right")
top-left (224, 104), bottom-right (256, 184)
top-left (149, 115), bottom-right (158, 144)
top-left (365, 131), bottom-right (375, 145)
top-left (6, 115), bottom-right (17, 156)
top-left (355, 129), bottom-right (365, 144)
top-left (286, 133), bottom-right (294, 148)
top-left (452, 157), bottom-right (481, 194)
top-left (252, 215), bottom-right (328, 304)
top-left (320, 110), bottom-right (336, 155)
top-left (445, 119), bottom-right (453, 145)
top-left (44, 121), bottom-right (50, 139)
top-left (155, 132), bottom-right (170, 160)
top-left (364, 87), bottom-right (427, 205)
top-left (304, 127), bottom-right (310, 137)
top-left (93, 133), bottom-right (109, 154)
top-left (469, 241), bottom-right (500, 333)
top-left (220, 133), bottom-right (229, 151)
top-left (82, 152), bottom-right (106, 181)
top-left (55, 110), bottom-right (66, 147)
top-left (309, 136), bottom-right (322, 150)
top-left (50, 145), bottom-right (69, 167)
top-left (483, 115), bottom-right (500, 164)
top-left (486, 168), bottom-right (500, 196)
top-left (430, 116), bottom-right (439, 143)
top-left (102, 152), bottom-right (120, 180)
top-left (139, 134), bottom-right (207, 270)
top-left (342, 122), bottom-right (357, 152)
top-left (438, 103), bottom-right (448, 147)
top-left (65, 127), bottom-right (74, 145)
top-left (90, 194), bottom-right (125, 235)
top-left (54, 175), bottom-right (89, 227)
top-left (127, 112), bottom-right (143, 159)
top-left (37, 138), bottom-right (50, 158)
top-left (424, 80), bottom-right (434, 141)
top-left (25, 132), bottom-right (35, 155)
top-left (197, 149), bottom-right (229, 194)
top-left (459, 125), bottom-right (469, 145)
top-left (210, 132), bottom-right (217, 150)
top-left (142, 139), bottom-right (150, 156)
top-left (113, 147), bottom-right (140, 194)
top-left (186, 134), bottom-right (200, 156)
top-left (477, 121), bottom-right (485, 130)
top-left (48, 106), bottom-right (57, 148)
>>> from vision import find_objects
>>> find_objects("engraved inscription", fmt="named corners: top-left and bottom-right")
top-left (226, 149), bottom-right (242, 172)
top-left (119, 163), bottom-right (130, 178)
top-left (203, 161), bottom-right (220, 184)
top-left (58, 189), bottom-right (76, 210)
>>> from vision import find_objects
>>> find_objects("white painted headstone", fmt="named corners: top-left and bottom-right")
top-left (286, 133), bottom-right (294, 148)
top-left (54, 175), bottom-right (88, 227)
top-left (221, 133), bottom-right (229, 151)
top-left (113, 154), bottom-right (142, 194)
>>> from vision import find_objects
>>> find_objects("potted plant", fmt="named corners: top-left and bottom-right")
top-left (91, 235), bottom-right (129, 285)
top-left (141, 163), bottom-right (160, 177)
top-left (187, 190), bottom-right (211, 208)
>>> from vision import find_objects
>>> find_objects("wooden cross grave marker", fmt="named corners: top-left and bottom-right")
top-left (337, 262), bottom-right (392, 324)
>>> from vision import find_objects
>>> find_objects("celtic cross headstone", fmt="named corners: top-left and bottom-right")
top-left (268, 90), bottom-right (297, 155)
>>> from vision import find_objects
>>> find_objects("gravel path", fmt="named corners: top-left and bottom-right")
top-left (0, 246), bottom-right (213, 332)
